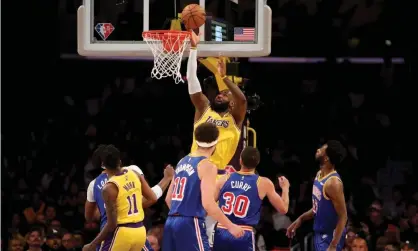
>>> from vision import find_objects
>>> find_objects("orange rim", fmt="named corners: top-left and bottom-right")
top-left (142, 30), bottom-right (191, 40)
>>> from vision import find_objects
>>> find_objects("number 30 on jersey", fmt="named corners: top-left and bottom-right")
top-left (221, 192), bottom-right (250, 218)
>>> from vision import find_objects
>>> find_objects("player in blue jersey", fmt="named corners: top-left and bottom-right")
top-left (85, 144), bottom-right (174, 251)
top-left (163, 122), bottom-right (245, 251)
top-left (286, 140), bottom-right (348, 251)
top-left (213, 146), bottom-right (290, 251)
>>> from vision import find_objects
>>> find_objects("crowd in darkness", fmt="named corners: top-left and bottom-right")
top-left (2, 0), bottom-right (416, 250)
top-left (2, 58), bottom-right (416, 251)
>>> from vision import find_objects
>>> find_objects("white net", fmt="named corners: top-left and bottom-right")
top-left (143, 31), bottom-right (191, 84)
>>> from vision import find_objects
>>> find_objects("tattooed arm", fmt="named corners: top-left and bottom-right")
top-left (89, 182), bottom-right (119, 247)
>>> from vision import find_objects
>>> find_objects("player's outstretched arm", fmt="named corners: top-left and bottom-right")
top-left (216, 60), bottom-right (247, 127)
top-left (326, 178), bottom-right (348, 248)
top-left (124, 165), bottom-right (173, 208)
top-left (88, 183), bottom-right (119, 248)
top-left (199, 160), bottom-right (244, 238)
top-left (260, 177), bottom-right (289, 214)
top-left (187, 30), bottom-right (209, 122)
top-left (139, 175), bottom-right (158, 204)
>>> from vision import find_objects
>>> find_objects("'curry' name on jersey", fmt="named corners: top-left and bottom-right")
top-left (206, 116), bottom-right (229, 128)
top-left (175, 163), bottom-right (196, 176)
top-left (230, 180), bottom-right (252, 191)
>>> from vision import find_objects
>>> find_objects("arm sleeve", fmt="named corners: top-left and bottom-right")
top-left (186, 49), bottom-right (202, 94)
top-left (86, 179), bottom-right (96, 202)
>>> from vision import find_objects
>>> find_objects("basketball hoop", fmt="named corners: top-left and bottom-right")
top-left (142, 30), bottom-right (191, 84)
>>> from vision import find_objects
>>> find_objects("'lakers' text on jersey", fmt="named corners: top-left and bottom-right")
top-left (191, 108), bottom-right (241, 172)
top-left (214, 172), bottom-right (261, 251)
top-left (312, 171), bottom-right (346, 251)
top-left (163, 155), bottom-right (211, 251)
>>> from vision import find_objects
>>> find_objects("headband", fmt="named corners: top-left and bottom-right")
top-left (196, 140), bottom-right (218, 148)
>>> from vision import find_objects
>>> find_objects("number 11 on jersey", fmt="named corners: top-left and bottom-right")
top-left (127, 194), bottom-right (139, 215)
top-left (172, 177), bottom-right (187, 201)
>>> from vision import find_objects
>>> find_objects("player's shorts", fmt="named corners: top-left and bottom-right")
top-left (162, 216), bottom-right (211, 251)
top-left (313, 230), bottom-right (346, 251)
top-left (213, 223), bottom-right (255, 251)
top-left (142, 239), bottom-right (154, 251)
top-left (99, 222), bottom-right (146, 251)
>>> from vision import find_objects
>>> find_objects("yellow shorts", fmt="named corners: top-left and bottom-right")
top-left (99, 222), bottom-right (146, 251)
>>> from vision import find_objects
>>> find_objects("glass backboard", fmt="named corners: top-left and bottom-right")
top-left (78, 0), bottom-right (271, 57)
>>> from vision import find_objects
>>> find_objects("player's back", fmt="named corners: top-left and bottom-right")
top-left (191, 108), bottom-right (241, 173)
top-left (168, 155), bottom-right (207, 218)
top-left (108, 169), bottom-right (144, 224)
top-left (312, 171), bottom-right (342, 233)
top-left (213, 171), bottom-right (261, 251)
top-left (93, 173), bottom-right (109, 230)
top-left (218, 172), bottom-right (262, 226)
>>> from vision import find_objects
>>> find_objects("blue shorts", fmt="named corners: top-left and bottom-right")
top-left (162, 216), bottom-right (210, 251)
top-left (313, 230), bottom-right (346, 251)
top-left (142, 239), bottom-right (154, 251)
top-left (213, 224), bottom-right (255, 251)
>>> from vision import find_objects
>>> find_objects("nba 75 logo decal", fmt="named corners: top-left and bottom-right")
top-left (95, 23), bottom-right (115, 40)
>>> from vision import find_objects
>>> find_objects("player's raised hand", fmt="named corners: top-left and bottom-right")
top-left (190, 30), bottom-right (200, 47)
top-left (278, 176), bottom-right (290, 190)
top-left (227, 223), bottom-right (245, 238)
top-left (286, 218), bottom-right (301, 238)
top-left (164, 164), bottom-right (175, 178)
top-left (217, 59), bottom-right (227, 77)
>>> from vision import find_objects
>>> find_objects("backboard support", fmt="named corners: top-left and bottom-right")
top-left (77, 0), bottom-right (271, 57)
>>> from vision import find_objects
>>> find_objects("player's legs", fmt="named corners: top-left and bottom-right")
top-left (142, 239), bottom-right (154, 251)
top-left (213, 226), bottom-right (255, 251)
top-left (163, 216), bottom-right (211, 251)
top-left (313, 230), bottom-right (345, 251)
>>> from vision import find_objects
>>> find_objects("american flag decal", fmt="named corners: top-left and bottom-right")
top-left (233, 27), bottom-right (255, 41)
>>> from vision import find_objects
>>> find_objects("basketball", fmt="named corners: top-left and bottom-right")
top-left (181, 4), bottom-right (206, 30)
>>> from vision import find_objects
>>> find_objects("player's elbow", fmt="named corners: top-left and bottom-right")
top-left (279, 205), bottom-right (289, 215)
top-left (84, 212), bottom-right (94, 222)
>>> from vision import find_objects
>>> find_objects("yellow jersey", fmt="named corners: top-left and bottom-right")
top-left (191, 107), bottom-right (241, 172)
top-left (108, 169), bottom-right (144, 224)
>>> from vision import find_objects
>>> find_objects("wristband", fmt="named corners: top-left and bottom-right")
top-left (151, 185), bottom-right (163, 199)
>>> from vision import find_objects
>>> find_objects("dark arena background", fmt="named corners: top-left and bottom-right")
top-left (2, 0), bottom-right (417, 250)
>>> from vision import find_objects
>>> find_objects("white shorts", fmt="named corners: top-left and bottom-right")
top-left (205, 215), bottom-right (217, 247)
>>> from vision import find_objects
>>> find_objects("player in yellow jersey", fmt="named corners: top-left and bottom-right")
top-left (187, 30), bottom-right (247, 176)
top-left (186, 30), bottom-right (248, 247)
top-left (83, 145), bottom-right (157, 251)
